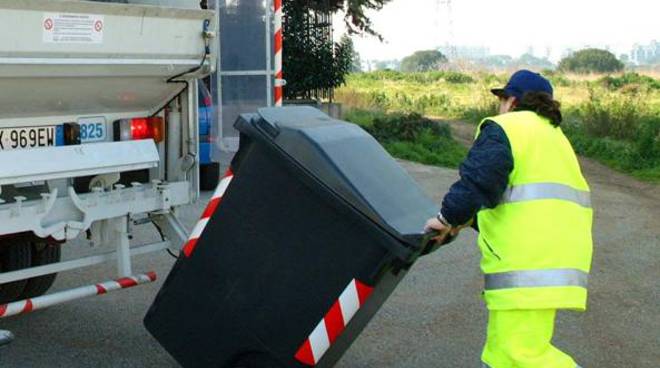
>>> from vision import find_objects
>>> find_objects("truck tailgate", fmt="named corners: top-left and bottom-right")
top-left (0, 0), bottom-right (215, 118)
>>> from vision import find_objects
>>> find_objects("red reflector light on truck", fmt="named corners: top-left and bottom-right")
top-left (113, 117), bottom-right (164, 143)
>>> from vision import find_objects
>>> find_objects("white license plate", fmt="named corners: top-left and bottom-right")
top-left (0, 126), bottom-right (59, 151)
top-left (79, 117), bottom-right (106, 143)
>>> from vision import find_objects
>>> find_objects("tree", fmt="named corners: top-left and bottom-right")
top-left (335, 35), bottom-right (355, 78)
top-left (400, 50), bottom-right (448, 72)
top-left (558, 48), bottom-right (624, 74)
top-left (302, 0), bottom-right (393, 39)
top-left (339, 34), bottom-right (362, 72)
top-left (516, 53), bottom-right (555, 69)
top-left (283, 1), bottom-right (391, 99)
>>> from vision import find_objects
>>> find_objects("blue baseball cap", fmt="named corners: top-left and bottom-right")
top-left (491, 69), bottom-right (554, 100)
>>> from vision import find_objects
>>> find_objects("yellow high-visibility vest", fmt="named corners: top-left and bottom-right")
top-left (476, 111), bottom-right (593, 311)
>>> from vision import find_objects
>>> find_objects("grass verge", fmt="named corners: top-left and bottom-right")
top-left (343, 109), bottom-right (468, 169)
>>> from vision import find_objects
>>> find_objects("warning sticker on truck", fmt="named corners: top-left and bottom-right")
top-left (42, 13), bottom-right (104, 44)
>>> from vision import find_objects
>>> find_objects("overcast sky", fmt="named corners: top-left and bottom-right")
top-left (333, 0), bottom-right (659, 62)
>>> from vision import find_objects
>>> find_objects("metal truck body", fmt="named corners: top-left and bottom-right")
top-left (0, 0), bottom-right (216, 312)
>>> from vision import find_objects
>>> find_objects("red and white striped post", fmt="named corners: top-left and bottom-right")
top-left (273, 0), bottom-right (284, 106)
top-left (0, 272), bottom-right (157, 319)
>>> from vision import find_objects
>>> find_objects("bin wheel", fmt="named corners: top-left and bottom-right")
top-left (200, 162), bottom-right (220, 191)
top-left (0, 240), bottom-right (32, 304)
top-left (0, 330), bottom-right (14, 348)
top-left (231, 352), bottom-right (285, 368)
top-left (20, 241), bottom-right (61, 299)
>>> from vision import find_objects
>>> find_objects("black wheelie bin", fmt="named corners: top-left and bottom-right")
top-left (144, 106), bottom-right (444, 368)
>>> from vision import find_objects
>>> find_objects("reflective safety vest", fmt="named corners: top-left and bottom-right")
top-left (476, 111), bottom-right (593, 311)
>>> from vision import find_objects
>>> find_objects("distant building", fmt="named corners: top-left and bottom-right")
top-left (630, 40), bottom-right (660, 65)
top-left (368, 59), bottom-right (400, 71)
top-left (561, 48), bottom-right (575, 59)
top-left (438, 45), bottom-right (490, 60)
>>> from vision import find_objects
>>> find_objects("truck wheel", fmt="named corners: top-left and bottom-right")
top-left (20, 242), bottom-right (61, 299)
top-left (200, 162), bottom-right (220, 191)
top-left (0, 242), bottom-right (31, 304)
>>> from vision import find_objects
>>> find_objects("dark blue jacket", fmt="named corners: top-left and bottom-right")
top-left (440, 121), bottom-right (513, 228)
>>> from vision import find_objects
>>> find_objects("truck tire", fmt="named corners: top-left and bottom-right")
top-left (20, 242), bottom-right (61, 299)
top-left (200, 162), bottom-right (220, 191)
top-left (0, 242), bottom-right (31, 304)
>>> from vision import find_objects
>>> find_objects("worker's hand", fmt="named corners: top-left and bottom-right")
top-left (424, 217), bottom-right (452, 243)
top-left (424, 217), bottom-right (448, 232)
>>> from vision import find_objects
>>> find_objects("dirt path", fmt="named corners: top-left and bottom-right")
top-left (441, 119), bottom-right (477, 147)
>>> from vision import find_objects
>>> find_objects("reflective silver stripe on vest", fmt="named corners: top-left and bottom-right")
top-left (485, 268), bottom-right (588, 290)
top-left (501, 183), bottom-right (591, 208)
top-left (483, 361), bottom-right (580, 368)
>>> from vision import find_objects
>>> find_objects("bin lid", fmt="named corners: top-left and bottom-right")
top-left (235, 106), bottom-right (439, 247)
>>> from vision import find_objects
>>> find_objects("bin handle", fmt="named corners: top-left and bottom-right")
top-left (420, 230), bottom-right (456, 256)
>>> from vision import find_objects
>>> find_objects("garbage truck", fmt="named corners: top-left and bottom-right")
top-left (0, 0), bottom-right (217, 318)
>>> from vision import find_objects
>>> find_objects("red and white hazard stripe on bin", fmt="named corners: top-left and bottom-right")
top-left (295, 279), bottom-right (374, 366)
top-left (182, 169), bottom-right (234, 257)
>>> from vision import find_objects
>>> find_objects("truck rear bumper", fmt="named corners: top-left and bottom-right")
top-left (0, 140), bottom-right (159, 186)
top-left (0, 180), bottom-right (190, 241)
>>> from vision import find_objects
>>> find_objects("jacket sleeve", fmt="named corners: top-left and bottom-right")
top-left (440, 121), bottom-right (513, 227)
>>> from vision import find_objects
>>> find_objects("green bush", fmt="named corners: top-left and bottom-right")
top-left (578, 90), bottom-right (641, 140)
top-left (407, 72), bottom-right (442, 83)
top-left (369, 91), bottom-right (389, 109)
top-left (444, 71), bottom-right (475, 84)
top-left (342, 90), bottom-right (453, 116)
top-left (358, 70), bottom-right (406, 81)
top-left (388, 93), bottom-right (452, 115)
top-left (634, 120), bottom-right (660, 165)
top-left (383, 130), bottom-right (468, 168)
top-left (349, 70), bottom-right (474, 85)
top-left (414, 94), bottom-right (452, 113)
top-left (548, 74), bottom-right (572, 87)
top-left (564, 121), bottom-right (660, 182)
top-left (368, 112), bottom-right (451, 141)
top-left (558, 48), bottom-right (624, 74)
top-left (341, 108), bottom-right (386, 127)
top-left (400, 50), bottom-right (448, 72)
top-left (456, 87), bottom-right (499, 124)
top-left (479, 72), bottom-right (508, 85)
top-left (599, 73), bottom-right (660, 91)
top-left (343, 109), bottom-right (468, 168)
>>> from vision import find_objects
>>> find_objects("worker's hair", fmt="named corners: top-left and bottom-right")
top-left (515, 92), bottom-right (562, 126)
